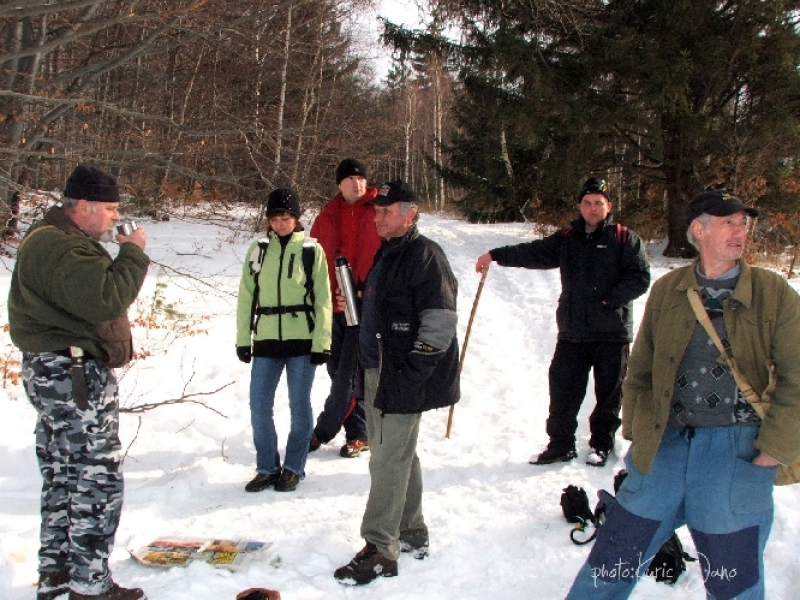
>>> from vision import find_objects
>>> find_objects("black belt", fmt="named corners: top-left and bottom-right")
top-left (256, 305), bottom-right (313, 316)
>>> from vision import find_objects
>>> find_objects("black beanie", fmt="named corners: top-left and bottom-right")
top-left (578, 177), bottom-right (610, 202)
top-left (63, 164), bottom-right (120, 202)
top-left (266, 188), bottom-right (301, 218)
top-left (335, 158), bottom-right (368, 184)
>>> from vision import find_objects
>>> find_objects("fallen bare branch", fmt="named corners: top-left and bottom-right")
top-left (122, 380), bottom-right (233, 416)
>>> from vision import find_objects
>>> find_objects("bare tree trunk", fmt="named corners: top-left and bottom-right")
top-left (272, 3), bottom-right (293, 183)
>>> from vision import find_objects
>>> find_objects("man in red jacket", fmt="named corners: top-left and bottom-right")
top-left (309, 158), bottom-right (382, 457)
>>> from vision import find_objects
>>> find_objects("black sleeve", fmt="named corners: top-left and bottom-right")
top-left (489, 230), bottom-right (565, 270)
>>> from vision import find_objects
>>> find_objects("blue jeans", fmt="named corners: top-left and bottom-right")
top-left (249, 355), bottom-right (316, 476)
top-left (566, 425), bottom-right (775, 600)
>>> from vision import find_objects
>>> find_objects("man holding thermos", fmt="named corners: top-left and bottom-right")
top-left (308, 158), bottom-right (382, 458)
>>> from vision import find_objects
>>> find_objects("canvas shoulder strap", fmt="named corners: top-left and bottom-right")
top-left (686, 288), bottom-right (775, 419)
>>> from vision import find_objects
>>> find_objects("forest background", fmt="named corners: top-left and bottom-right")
top-left (2, 0), bottom-right (800, 259)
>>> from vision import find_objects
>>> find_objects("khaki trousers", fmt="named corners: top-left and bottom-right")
top-left (360, 368), bottom-right (428, 560)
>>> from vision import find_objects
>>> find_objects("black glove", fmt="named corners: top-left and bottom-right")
top-left (236, 346), bottom-right (252, 363)
top-left (310, 351), bottom-right (330, 365)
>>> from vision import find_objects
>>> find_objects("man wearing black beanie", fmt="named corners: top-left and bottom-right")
top-left (9, 164), bottom-right (149, 600)
top-left (309, 158), bottom-right (382, 459)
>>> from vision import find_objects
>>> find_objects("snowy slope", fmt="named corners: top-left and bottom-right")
top-left (1, 211), bottom-right (799, 600)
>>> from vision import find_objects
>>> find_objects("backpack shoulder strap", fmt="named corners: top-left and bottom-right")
top-left (615, 223), bottom-right (629, 245)
top-left (249, 238), bottom-right (270, 332)
top-left (300, 238), bottom-right (317, 333)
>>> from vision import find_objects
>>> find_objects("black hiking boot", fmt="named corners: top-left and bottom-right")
top-left (531, 445), bottom-right (577, 465)
top-left (69, 582), bottom-right (146, 600)
top-left (399, 531), bottom-right (429, 560)
top-left (244, 472), bottom-right (280, 492)
top-left (274, 468), bottom-right (300, 492)
top-left (37, 570), bottom-right (70, 600)
top-left (586, 447), bottom-right (611, 467)
top-left (334, 542), bottom-right (398, 585)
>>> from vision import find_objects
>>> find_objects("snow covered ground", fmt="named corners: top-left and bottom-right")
top-left (1, 209), bottom-right (800, 599)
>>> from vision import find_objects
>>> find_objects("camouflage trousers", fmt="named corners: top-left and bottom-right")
top-left (23, 352), bottom-right (123, 596)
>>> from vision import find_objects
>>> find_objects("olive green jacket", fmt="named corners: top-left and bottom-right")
top-left (8, 206), bottom-right (150, 358)
top-left (622, 259), bottom-right (800, 473)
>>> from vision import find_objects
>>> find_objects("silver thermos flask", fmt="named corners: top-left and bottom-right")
top-left (334, 256), bottom-right (359, 326)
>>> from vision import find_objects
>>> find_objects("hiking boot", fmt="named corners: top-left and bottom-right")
top-left (340, 439), bottom-right (369, 458)
top-left (334, 542), bottom-right (398, 586)
top-left (244, 472), bottom-right (280, 492)
top-left (586, 447), bottom-right (611, 467)
top-left (531, 445), bottom-right (577, 465)
top-left (38, 570), bottom-right (70, 600)
top-left (274, 468), bottom-right (300, 492)
top-left (309, 435), bottom-right (321, 452)
top-left (399, 536), bottom-right (429, 560)
top-left (69, 582), bottom-right (146, 600)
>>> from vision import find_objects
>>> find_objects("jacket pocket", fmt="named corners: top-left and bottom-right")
top-left (586, 301), bottom-right (625, 333)
top-left (96, 315), bottom-right (133, 368)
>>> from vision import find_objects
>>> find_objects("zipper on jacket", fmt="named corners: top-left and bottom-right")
top-left (288, 254), bottom-right (295, 278)
top-left (275, 243), bottom-right (287, 340)
top-left (376, 333), bottom-right (386, 430)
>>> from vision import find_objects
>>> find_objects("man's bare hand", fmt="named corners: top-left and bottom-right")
top-left (752, 452), bottom-right (780, 468)
top-left (117, 227), bottom-right (146, 250)
top-left (475, 252), bottom-right (493, 273)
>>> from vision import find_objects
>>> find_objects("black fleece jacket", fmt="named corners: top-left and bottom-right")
top-left (490, 216), bottom-right (650, 343)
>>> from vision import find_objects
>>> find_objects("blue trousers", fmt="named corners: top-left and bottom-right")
top-left (566, 425), bottom-right (775, 600)
top-left (249, 355), bottom-right (316, 476)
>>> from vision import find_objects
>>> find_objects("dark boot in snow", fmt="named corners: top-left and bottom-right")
top-left (334, 543), bottom-right (398, 585)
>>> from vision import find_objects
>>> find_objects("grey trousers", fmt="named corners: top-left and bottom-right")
top-left (360, 368), bottom-right (428, 560)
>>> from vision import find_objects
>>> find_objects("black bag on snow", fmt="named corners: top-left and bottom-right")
top-left (645, 532), bottom-right (695, 584)
top-left (562, 469), bottom-right (696, 584)
top-left (560, 485), bottom-right (594, 525)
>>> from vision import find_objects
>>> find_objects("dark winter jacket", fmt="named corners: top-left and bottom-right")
top-left (489, 216), bottom-right (650, 343)
top-left (8, 205), bottom-right (149, 358)
top-left (310, 188), bottom-right (382, 309)
top-left (369, 225), bottom-right (460, 414)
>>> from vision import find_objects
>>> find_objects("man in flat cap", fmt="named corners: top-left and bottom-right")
top-left (9, 164), bottom-right (149, 600)
top-left (334, 180), bottom-right (460, 586)
top-left (566, 190), bottom-right (800, 599)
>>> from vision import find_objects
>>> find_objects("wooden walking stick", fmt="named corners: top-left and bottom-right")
top-left (446, 263), bottom-right (490, 438)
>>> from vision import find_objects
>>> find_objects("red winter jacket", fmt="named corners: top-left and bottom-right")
top-left (310, 187), bottom-right (382, 312)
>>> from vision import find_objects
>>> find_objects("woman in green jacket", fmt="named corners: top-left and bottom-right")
top-left (236, 189), bottom-right (332, 492)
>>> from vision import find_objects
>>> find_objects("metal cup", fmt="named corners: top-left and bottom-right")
top-left (116, 221), bottom-right (138, 236)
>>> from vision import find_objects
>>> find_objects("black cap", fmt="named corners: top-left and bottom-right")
top-left (686, 190), bottom-right (759, 222)
top-left (266, 188), bottom-right (301, 218)
top-left (578, 177), bottom-right (610, 202)
top-left (335, 158), bottom-right (368, 184)
top-left (375, 180), bottom-right (416, 206)
top-left (63, 164), bottom-right (120, 202)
